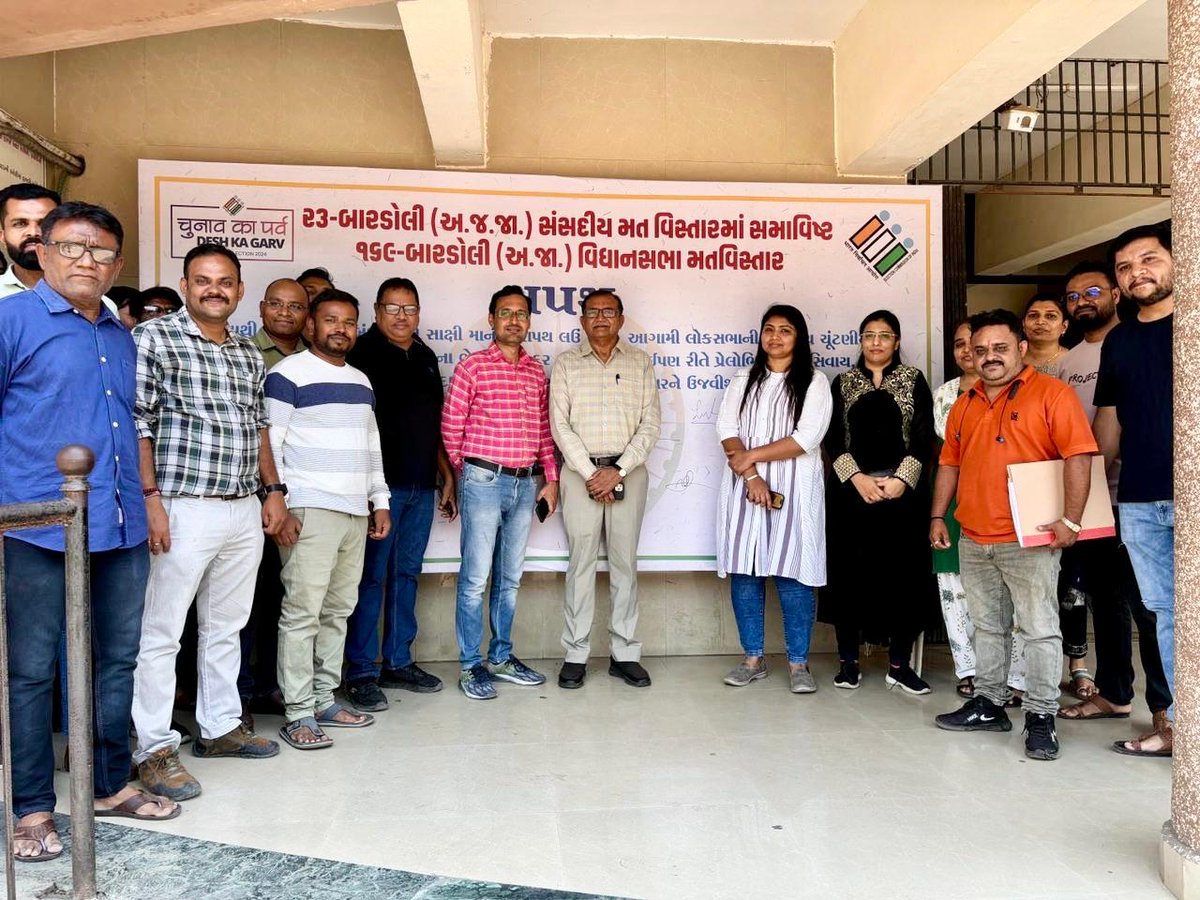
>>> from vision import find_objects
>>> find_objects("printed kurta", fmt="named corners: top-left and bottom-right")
top-left (716, 369), bottom-right (832, 583)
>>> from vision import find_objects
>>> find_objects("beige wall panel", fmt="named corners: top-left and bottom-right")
top-left (277, 24), bottom-right (432, 158)
top-left (487, 37), bottom-right (835, 177)
top-left (140, 22), bottom-right (283, 151)
top-left (663, 41), bottom-right (789, 164)
top-left (486, 38), bottom-right (541, 160)
top-left (966, 282), bottom-right (1039, 316)
top-left (489, 156), bottom-right (668, 181)
top-left (55, 39), bottom-right (147, 144)
top-left (536, 39), bottom-right (668, 161)
top-left (0, 53), bottom-right (55, 138)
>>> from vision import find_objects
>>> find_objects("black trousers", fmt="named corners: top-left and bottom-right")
top-left (1073, 522), bottom-right (1172, 712)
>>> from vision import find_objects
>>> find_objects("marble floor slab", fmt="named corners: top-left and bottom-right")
top-left (32, 651), bottom-right (1174, 899)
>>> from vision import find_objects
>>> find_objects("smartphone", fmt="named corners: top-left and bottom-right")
top-left (747, 489), bottom-right (785, 510)
top-left (535, 497), bottom-right (550, 522)
top-left (612, 482), bottom-right (625, 501)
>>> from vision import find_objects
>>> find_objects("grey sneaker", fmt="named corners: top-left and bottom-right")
top-left (789, 666), bottom-right (817, 694)
top-left (488, 655), bottom-right (546, 686)
top-left (723, 660), bottom-right (767, 686)
top-left (459, 665), bottom-right (497, 700)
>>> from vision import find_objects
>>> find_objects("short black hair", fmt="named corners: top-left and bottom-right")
top-left (1064, 260), bottom-right (1112, 285)
top-left (309, 287), bottom-right (359, 319)
top-left (0, 182), bottom-right (61, 223)
top-left (40, 201), bottom-right (124, 251)
top-left (376, 276), bottom-right (420, 306)
top-left (140, 285), bottom-right (182, 308)
top-left (489, 284), bottom-right (530, 316)
top-left (581, 289), bottom-right (623, 314)
top-left (108, 285), bottom-right (139, 310)
top-left (298, 267), bottom-right (333, 284)
top-left (1022, 291), bottom-right (1067, 319)
top-left (183, 242), bottom-right (240, 279)
top-left (969, 308), bottom-right (1025, 343)
top-left (1107, 222), bottom-right (1172, 276)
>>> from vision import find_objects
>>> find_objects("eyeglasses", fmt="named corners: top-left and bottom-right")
top-left (861, 331), bottom-right (896, 343)
top-left (44, 240), bottom-right (119, 265)
top-left (264, 300), bottom-right (308, 314)
top-left (495, 308), bottom-right (530, 321)
top-left (582, 308), bottom-right (619, 319)
top-left (141, 305), bottom-right (175, 318)
top-left (379, 303), bottom-right (419, 317)
top-left (1064, 286), bottom-right (1105, 303)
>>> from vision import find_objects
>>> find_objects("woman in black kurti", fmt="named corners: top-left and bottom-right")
top-left (824, 309), bottom-right (935, 695)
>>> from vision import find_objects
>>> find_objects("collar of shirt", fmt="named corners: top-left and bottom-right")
top-left (581, 338), bottom-right (625, 360)
top-left (967, 364), bottom-right (1035, 401)
top-left (0, 265), bottom-right (27, 294)
top-left (33, 277), bottom-right (122, 327)
top-left (483, 341), bottom-right (530, 366)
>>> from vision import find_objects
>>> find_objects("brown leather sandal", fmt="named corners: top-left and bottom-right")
top-left (95, 790), bottom-right (182, 821)
top-left (13, 818), bottom-right (62, 863)
top-left (1113, 723), bottom-right (1173, 757)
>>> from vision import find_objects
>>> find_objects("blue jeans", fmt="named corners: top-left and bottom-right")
top-left (730, 574), bottom-right (816, 664)
top-left (455, 463), bottom-right (535, 669)
top-left (345, 485), bottom-right (436, 682)
top-left (4, 537), bottom-right (148, 817)
top-left (1120, 500), bottom-right (1175, 719)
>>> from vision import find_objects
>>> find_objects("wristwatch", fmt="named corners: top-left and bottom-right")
top-left (617, 467), bottom-right (627, 478)
top-left (1060, 516), bottom-right (1082, 534)
top-left (257, 483), bottom-right (288, 501)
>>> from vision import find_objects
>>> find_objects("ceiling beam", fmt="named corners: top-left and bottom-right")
top-left (0, 1), bottom-right (388, 58)
top-left (395, 0), bottom-right (486, 168)
top-left (834, 0), bottom-right (1150, 177)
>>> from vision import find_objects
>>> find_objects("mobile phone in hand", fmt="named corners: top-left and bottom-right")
top-left (535, 497), bottom-right (550, 522)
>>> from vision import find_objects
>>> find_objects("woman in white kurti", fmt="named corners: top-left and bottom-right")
top-left (716, 304), bottom-right (832, 694)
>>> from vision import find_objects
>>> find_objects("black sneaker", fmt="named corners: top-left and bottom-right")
top-left (833, 661), bottom-right (861, 690)
top-left (885, 664), bottom-right (932, 696)
top-left (1024, 712), bottom-right (1060, 760)
top-left (934, 696), bottom-right (1012, 732)
top-left (380, 664), bottom-right (443, 694)
top-left (346, 679), bottom-right (389, 712)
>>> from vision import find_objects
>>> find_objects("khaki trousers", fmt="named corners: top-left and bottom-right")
top-left (560, 465), bottom-right (648, 663)
top-left (277, 508), bottom-right (367, 721)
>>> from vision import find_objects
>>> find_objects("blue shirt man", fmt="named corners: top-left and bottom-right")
top-left (0, 202), bottom-right (179, 861)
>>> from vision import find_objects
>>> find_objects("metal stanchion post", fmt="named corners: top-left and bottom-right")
top-left (59, 446), bottom-right (96, 900)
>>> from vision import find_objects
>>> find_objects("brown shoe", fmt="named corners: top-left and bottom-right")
top-left (192, 723), bottom-right (280, 759)
top-left (137, 747), bottom-right (201, 801)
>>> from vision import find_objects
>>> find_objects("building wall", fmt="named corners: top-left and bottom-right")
top-left (0, 23), bottom-right (854, 661)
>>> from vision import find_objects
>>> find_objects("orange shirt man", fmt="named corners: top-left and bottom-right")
top-left (929, 308), bottom-right (1096, 762)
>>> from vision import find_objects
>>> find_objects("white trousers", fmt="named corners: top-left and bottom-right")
top-left (132, 496), bottom-right (263, 759)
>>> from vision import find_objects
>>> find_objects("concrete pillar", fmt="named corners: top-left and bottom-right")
top-left (1166, 1), bottom-right (1200, 896)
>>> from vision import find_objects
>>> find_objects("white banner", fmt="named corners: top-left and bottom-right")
top-left (139, 160), bottom-right (943, 572)
top-left (0, 132), bottom-right (46, 188)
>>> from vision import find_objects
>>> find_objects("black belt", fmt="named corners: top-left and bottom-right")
top-left (464, 457), bottom-right (540, 478)
top-left (589, 455), bottom-right (621, 468)
top-left (178, 492), bottom-right (253, 501)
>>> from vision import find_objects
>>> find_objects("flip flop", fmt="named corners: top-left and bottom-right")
top-left (1057, 696), bottom-right (1131, 721)
top-left (95, 790), bottom-right (182, 821)
top-left (956, 677), bottom-right (975, 698)
top-left (316, 703), bottom-right (374, 729)
top-left (1113, 726), bottom-right (1173, 758)
top-left (13, 819), bottom-right (62, 863)
top-left (279, 716), bottom-right (332, 750)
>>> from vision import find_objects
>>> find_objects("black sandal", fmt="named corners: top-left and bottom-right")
top-left (956, 677), bottom-right (975, 698)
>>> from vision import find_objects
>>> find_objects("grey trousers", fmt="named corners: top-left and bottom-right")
top-left (959, 536), bottom-right (1062, 716)
top-left (560, 465), bottom-right (648, 663)
top-left (277, 508), bottom-right (367, 721)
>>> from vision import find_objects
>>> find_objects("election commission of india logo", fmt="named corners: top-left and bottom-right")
top-left (844, 210), bottom-right (918, 281)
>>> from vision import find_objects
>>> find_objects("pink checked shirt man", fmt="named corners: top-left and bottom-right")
top-left (441, 285), bottom-right (559, 700)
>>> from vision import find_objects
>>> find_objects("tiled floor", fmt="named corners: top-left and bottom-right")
top-left (52, 651), bottom-right (1172, 899)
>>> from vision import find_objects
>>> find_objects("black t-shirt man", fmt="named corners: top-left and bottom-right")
top-left (347, 324), bottom-right (444, 489)
top-left (1093, 313), bottom-right (1173, 502)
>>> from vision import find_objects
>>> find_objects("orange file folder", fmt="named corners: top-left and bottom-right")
top-left (1006, 456), bottom-right (1116, 548)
